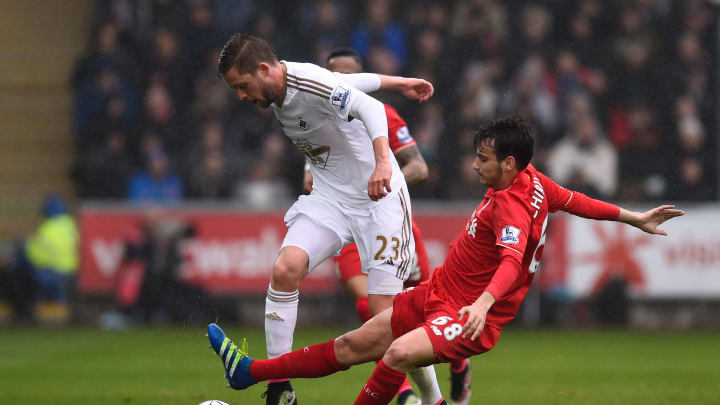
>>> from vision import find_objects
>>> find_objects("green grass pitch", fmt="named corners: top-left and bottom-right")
top-left (0, 327), bottom-right (718, 404)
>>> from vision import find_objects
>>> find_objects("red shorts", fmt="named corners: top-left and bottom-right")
top-left (390, 280), bottom-right (502, 363)
top-left (334, 220), bottom-right (430, 288)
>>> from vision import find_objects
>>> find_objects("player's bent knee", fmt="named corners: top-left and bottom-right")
top-left (334, 330), bottom-right (385, 365)
top-left (334, 333), bottom-right (368, 365)
top-left (383, 342), bottom-right (410, 369)
top-left (272, 258), bottom-right (306, 289)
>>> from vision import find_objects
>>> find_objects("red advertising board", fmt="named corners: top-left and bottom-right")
top-left (78, 208), bottom-right (470, 296)
top-left (79, 204), bottom-right (720, 298)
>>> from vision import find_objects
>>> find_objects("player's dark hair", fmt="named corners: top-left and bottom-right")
top-left (326, 47), bottom-right (363, 67)
top-left (474, 116), bottom-right (535, 170)
top-left (217, 33), bottom-right (278, 78)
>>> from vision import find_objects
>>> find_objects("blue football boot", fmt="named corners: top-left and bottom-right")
top-left (207, 323), bottom-right (257, 390)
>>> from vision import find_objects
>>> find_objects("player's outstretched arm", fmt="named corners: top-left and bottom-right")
top-left (378, 75), bottom-right (434, 102)
top-left (339, 73), bottom-right (434, 102)
top-left (616, 205), bottom-right (685, 236)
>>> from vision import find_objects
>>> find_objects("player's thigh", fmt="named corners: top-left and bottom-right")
top-left (422, 310), bottom-right (495, 364)
top-left (343, 275), bottom-right (368, 300)
top-left (353, 187), bottom-right (415, 285)
top-left (366, 267), bottom-right (402, 314)
top-left (383, 326), bottom-right (435, 369)
top-left (334, 307), bottom-right (395, 366)
top-left (281, 214), bottom-right (344, 272)
top-left (335, 243), bottom-right (367, 299)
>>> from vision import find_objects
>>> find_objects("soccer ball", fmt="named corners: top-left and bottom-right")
top-left (198, 401), bottom-right (230, 405)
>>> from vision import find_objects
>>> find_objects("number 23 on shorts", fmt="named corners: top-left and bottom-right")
top-left (374, 235), bottom-right (400, 261)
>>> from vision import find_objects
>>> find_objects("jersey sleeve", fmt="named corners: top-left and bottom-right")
top-left (536, 171), bottom-right (573, 213)
top-left (538, 171), bottom-right (620, 220)
top-left (385, 105), bottom-right (416, 153)
top-left (492, 190), bottom-right (532, 257)
top-left (484, 249), bottom-right (523, 300)
top-left (294, 64), bottom-right (388, 141)
top-left (334, 72), bottom-right (381, 93)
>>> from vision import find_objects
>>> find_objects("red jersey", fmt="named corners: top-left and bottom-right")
top-left (385, 104), bottom-right (415, 153)
top-left (430, 164), bottom-right (619, 329)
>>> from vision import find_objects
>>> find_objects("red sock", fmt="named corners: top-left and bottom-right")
top-left (354, 360), bottom-right (406, 405)
top-left (355, 296), bottom-right (372, 323)
top-left (450, 358), bottom-right (468, 373)
top-left (397, 376), bottom-right (413, 395)
top-left (249, 339), bottom-right (348, 382)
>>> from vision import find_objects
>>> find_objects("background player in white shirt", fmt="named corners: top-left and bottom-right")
top-left (217, 33), bottom-right (435, 404)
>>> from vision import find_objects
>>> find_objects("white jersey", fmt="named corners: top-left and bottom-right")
top-left (272, 61), bottom-right (406, 209)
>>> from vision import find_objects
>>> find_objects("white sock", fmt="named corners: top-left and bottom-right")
top-left (265, 286), bottom-right (299, 360)
top-left (407, 365), bottom-right (442, 404)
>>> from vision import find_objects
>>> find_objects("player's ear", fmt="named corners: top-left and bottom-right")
top-left (504, 156), bottom-right (516, 171)
top-left (257, 62), bottom-right (270, 77)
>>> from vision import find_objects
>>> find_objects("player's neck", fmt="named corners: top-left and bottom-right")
top-left (493, 170), bottom-right (519, 191)
top-left (276, 61), bottom-right (288, 108)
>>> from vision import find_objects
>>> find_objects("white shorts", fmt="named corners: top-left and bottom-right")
top-left (282, 187), bottom-right (415, 293)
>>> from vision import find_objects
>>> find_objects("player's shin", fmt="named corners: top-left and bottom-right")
top-left (407, 365), bottom-right (443, 405)
top-left (250, 339), bottom-right (349, 382)
top-left (265, 286), bottom-right (299, 382)
top-left (354, 360), bottom-right (407, 405)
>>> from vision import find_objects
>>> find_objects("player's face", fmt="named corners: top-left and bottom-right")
top-left (327, 56), bottom-right (362, 74)
top-left (473, 142), bottom-right (503, 188)
top-left (223, 66), bottom-right (275, 108)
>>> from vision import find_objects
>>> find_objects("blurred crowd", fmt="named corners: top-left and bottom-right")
top-left (71, 0), bottom-right (718, 204)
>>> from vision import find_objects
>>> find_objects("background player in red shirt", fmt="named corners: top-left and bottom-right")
top-left (302, 47), bottom-right (453, 405)
top-left (208, 116), bottom-right (684, 405)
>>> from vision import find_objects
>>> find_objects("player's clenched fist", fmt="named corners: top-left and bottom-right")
top-left (368, 162), bottom-right (392, 201)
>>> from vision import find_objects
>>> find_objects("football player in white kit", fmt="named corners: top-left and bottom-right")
top-left (216, 33), bottom-right (439, 405)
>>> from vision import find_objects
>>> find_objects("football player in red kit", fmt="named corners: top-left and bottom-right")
top-left (208, 116), bottom-right (684, 405)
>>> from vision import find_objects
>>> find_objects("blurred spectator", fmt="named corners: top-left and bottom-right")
top-left (447, 153), bottom-right (487, 200)
top-left (140, 79), bottom-right (185, 152)
top-left (74, 131), bottom-right (134, 199)
top-left (72, 0), bottom-right (717, 203)
top-left (128, 148), bottom-right (183, 203)
top-left (72, 20), bottom-right (140, 92)
top-left (24, 195), bottom-right (78, 301)
top-left (186, 151), bottom-right (236, 199)
top-left (213, 0), bottom-right (255, 38)
top-left (500, 53), bottom-right (558, 136)
top-left (121, 213), bottom-right (212, 324)
top-left (183, 121), bottom-right (238, 199)
top-left (81, 93), bottom-right (135, 151)
top-left (505, 4), bottom-right (554, 69)
top-left (73, 66), bottom-right (137, 139)
top-left (548, 116), bottom-right (617, 199)
top-left (190, 48), bottom-right (231, 122)
top-left (451, 0), bottom-right (508, 61)
top-left (458, 61), bottom-right (500, 124)
top-left (668, 96), bottom-right (714, 200)
top-left (235, 160), bottom-right (292, 208)
top-left (613, 103), bottom-right (668, 200)
top-left (182, 1), bottom-right (222, 80)
top-left (142, 27), bottom-right (192, 118)
top-left (352, 0), bottom-right (407, 73)
top-left (301, 0), bottom-right (350, 64)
